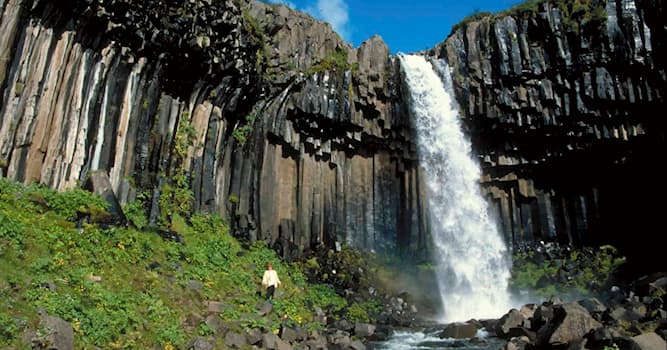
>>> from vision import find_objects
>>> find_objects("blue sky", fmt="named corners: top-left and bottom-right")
top-left (264, 0), bottom-right (522, 53)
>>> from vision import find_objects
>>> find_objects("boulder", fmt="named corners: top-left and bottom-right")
top-left (538, 302), bottom-right (602, 346)
top-left (204, 315), bottom-right (226, 335)
top-left (275, 338), bottom-right (293, 350)
top-left (189, 336), bottom-right (213, 350)
top-left (630, 332), bottom-right (667, 350)
top-left (519, 304), bottom-right (537, 319)
top-left (503, 335), bottom-right (531, 350)
top-left (246, 328), bottom-right (263, 345)
top-left (329, 330), bottom-right (351, 347)
top-left (305, 333), bottom-right (328, 350)
top-left (83, 172), bottom-right (126, 225)
top-left (577, 298), bottom-right (607, 315)
top-left (224, 331), bottom-right (247, 348)
top-left (32, 313), bottom-right (73, 350)
top-left (507, 327), bottom-right (536, 342)
top-left (333, 319), bottom-right (354, 332)
top-left (368, 324), bottom-right (393, 341)
top-left (354, 322), bottom-right (376, 338)
top-left (280, 325), bottom-right (301, 343)
top-left (257, 300), bottom-right (273, 316)
top-left (440, 322), bottom-right (479, 339)
top-left (495, 309), bottom-right (525, 338)
top-left (350, 339), bottom-right (366, 350)
top-left (205, 301), bottom-right (224, 314)
top-left (263, 332), bottom-right (281, 349)
top-left (532, 304), bottom-right (554, 330)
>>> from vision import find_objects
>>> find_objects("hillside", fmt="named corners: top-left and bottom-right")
top-left (0, 178), bottom-right (389, 349)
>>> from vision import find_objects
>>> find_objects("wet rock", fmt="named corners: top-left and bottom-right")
top-left (440, 322), bottom-right (479, 339)
top-left (354, 323), bottom-right (376, 338)
top-left (495, 309), bottom-right (525, 338)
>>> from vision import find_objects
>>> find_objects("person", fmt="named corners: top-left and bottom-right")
top-left (261, 262), bottom-right (281, 300)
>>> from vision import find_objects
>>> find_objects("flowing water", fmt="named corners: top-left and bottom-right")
top-left (398, 54), bottom-right (513, 323)
top-left (369, 330), bottom-right (506, 350)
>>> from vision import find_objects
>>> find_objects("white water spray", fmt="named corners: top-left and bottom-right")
top-left (399, 54), bottom-right (512, 322)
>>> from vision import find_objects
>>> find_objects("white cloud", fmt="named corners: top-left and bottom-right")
top-left (264, 0), bottom-right (351, 41)
top-left (316, 0), bottom-right (350, 39)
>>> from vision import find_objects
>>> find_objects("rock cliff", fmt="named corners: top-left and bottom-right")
top-left (0, 0), bottom-right (427, 258)
top-left (434, 0), bottom-right (665, 270)
top-left (0, 0), bottom-right (664, 269)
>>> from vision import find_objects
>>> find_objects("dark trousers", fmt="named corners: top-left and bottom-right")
top-left (266, 285), bottom-right (275, 300)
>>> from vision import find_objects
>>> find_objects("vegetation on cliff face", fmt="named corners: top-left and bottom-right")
top-left (510, 244), bottom-right (626, 299)
top-left (0, 179), bottom-right (386, 349)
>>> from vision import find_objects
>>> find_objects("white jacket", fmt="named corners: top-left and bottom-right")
top-left (262, 269), bottom-right (281, 288)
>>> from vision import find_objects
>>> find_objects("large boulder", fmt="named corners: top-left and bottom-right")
top-left (83, 172), bottom-right (126, 225)
top-left (262, 332), bottom-right (281, 349)
top-left (440, 322), bottom-right (479, 339)
top-left (280, 325), bottom-right (302, 343)
top-left (630, 332), bottom-right (667, 350)
top-left (495, 309), bottom-right (525, 338)
top-left (537, 302), bottom-right (602, 346)
top-left (354, 323), bottom-right (376, 338)
top-left (224, 331), bottom-right (247, 348)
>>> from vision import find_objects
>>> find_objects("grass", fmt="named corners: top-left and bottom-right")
top-left (0, 178), bottom-right (361, 349)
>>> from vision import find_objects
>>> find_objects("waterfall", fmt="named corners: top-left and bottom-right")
top-left (399, 54), bottom-right (512, 322)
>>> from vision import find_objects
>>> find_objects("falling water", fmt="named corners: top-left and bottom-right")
top-left (399, 54), bottom-right (512, 322)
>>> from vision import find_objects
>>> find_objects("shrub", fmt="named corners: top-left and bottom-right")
top-left (510, 244), bottom-right (625, 298)
top-left (305, 48), bottom-right (356, 75)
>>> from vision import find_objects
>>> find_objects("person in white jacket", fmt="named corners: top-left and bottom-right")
top-left (261, 262), bottom-right (281, 300)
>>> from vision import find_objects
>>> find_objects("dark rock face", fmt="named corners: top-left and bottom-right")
top-left (435, 0), bottom-right (666, 272)
top-left (0, 0), bottom-right (665, 267)
top-left (0, 0), bottom-right (426, 257)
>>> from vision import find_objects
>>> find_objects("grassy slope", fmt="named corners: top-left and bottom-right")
top-left (0, 179), bottom-right (350, 349)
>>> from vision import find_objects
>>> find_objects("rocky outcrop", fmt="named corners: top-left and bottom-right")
top-left (495, 273), bottom-right (667, 349)
top-left (0, 0), bottom-right (426, 257)
top-left (240, 2), bottom-right (424, 254)
top-left (435, 0), bottom-right (666, 271)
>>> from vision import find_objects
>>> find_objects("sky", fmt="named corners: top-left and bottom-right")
top-left (264, 0), bottom-right (523, 53)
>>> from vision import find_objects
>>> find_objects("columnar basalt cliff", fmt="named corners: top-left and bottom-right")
top-left (436, 0), bottom-right (666, 269)
top-left (0, 0), bottom-right (427, 258)
top-left (0, 0), bottom-right (664, 269)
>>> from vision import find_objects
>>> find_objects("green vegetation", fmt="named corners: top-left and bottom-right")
top-left (604, 343), bottom-right (620, 350)
top-left (159, 111), bottom-right (197, 229)
top-left (450, 10), bottom-right (493, 35)
top-left (241, 6), bottom-right (271, 81)
top-left (509, 245), bottom-right (625, 298)
top-left (123, 192), bottom-right (150, 230)
top-left (557, 0), bottom-right (608, 33)
top-left (232, 109), bottom-right (259, 145)
top-left (305, 48), bottom-right (358, 75)
top-left (0, 178), bottom-right (380, 349)
top-left (14, 82), bottom-right (23, 97)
